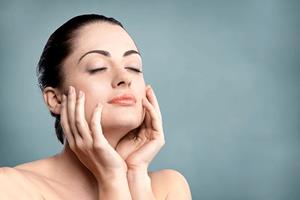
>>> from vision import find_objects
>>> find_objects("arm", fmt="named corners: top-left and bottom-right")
top-left (127, 168), bottom-right (156, 200)
top-left (97, 173), bottom-right (131, 200)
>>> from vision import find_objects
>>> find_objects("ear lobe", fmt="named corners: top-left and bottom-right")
top-left (43, 87), bottom-right (62, 115)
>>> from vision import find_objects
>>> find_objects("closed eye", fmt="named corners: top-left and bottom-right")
top-left (126, 67), bottom-right (142, 73)
top-left (88, 67), bottom-right (107, 74)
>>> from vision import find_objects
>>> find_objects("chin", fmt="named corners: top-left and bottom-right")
top-left (101, 107), bottom-right (144, 133)
top-left (112, 115), bottom-right (141, 129)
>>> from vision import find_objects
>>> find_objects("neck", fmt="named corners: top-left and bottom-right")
top-left (54, 127), bottom-right (131, 185)
top-left (54, 144), bottom-right (98, 192)
top-left (102, 126), bottom-right (133, 149)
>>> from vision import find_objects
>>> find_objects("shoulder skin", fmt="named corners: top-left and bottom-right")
top-left (150, 169), bottom-right (192, 200)
top-left (0, 167), bottom-right (43, 200)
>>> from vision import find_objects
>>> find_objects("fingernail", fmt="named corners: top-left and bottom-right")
top-left (79, 90), bottom-right (83, 98)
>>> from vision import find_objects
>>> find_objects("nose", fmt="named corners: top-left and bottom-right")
top-left (111, 69), bottom-right (132, 88)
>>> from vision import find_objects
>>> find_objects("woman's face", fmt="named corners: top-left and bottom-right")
top-left (61, 22), bottom-right (146, 137)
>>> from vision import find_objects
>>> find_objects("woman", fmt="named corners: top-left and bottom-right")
top-left (0, 14), bottom-right (191, 199)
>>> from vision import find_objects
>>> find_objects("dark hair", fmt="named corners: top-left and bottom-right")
top-left (36, 14), bottom-right (124, 144)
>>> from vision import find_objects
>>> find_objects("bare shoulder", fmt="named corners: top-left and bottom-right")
top-left (0, 167), bottom-right (43, 199)
top-left (149, 169), bottom-right (192, 200)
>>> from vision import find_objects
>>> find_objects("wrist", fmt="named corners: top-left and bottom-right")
top-left (127, 166), bottom-right (149, 180)
top-left (98, 177), bottom-right (128, 191)
top-left (127, 171), bottom-right (155, 200)
top-left (97, 174), bottom-right (132, 200)
top-left (96, 170), bottom-right (128, 185)
top-left (127, 163), bottom-right (148, 172)
top-left (127, 167), bottom-right (148, 177)
top-left (127, 168), bottom-right (152, 192)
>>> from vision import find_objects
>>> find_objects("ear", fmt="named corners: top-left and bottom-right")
top-left (43, 87), bottom-right (63, 115)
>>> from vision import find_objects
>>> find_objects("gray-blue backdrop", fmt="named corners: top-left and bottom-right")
top-left (0, 0), bottom-right (299, 199)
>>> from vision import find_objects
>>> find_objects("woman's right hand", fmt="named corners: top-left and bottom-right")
top-left (60, 86), bottom-right (127, 183)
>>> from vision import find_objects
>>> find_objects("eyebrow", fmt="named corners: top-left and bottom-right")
top-left (78, 49), bottom-right (141, 63)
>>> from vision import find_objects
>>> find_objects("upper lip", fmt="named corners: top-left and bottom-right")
top-left (108, 94), bottom-right (137, 104)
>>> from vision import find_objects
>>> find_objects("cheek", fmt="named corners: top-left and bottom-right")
top-left (82, 88), bottom-right (108, 124)
top-left (132, 79), bottom-right (146, 112)
top-left (135, 79), bottom-right (146, 98)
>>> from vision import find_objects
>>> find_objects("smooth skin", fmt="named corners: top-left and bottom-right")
top-left (0, 22), bottom-right (192, 200)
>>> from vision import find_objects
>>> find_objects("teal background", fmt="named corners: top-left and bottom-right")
top-left (1, 0), bottom-right (300, 199)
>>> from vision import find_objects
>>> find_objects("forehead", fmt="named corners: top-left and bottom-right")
top-left (72, 22), bottom-right (138, 57)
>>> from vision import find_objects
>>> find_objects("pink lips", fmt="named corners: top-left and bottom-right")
top-left (108, 94), bottom-right (137, 106)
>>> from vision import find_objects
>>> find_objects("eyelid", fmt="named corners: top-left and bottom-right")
top-left (88, 67), bottom-right (107, 73)
top-left (125, 66), bottom-right (143, 73)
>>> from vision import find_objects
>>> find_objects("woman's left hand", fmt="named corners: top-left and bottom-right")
top-left (116, 85), bottom-right (165, 171)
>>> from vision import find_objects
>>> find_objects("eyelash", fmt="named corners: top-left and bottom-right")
top-left (88, 67), bottom-right (107, 74)
top-left (88, 67), bottom-right (142, 74)
top-left (126, 67), bottom-right (143, 73)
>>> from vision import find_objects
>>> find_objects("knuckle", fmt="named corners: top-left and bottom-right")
top-left (85, 139), bottom-right (93, 148)
top-left (93, 141), bottom-right (105, 150)
top-left (75, 140), bottom-right (84, 149)
top-left (90, 120), bottom-right (98, 130)
top-left (75, 119), bottom-right (82, 128)
top-left (70, 125), bottom-right (77, 133)
top-left (91, 119), bottom-right (97, 126)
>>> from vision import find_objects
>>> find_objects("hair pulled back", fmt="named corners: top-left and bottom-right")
top-left (37, 14), bottom-right (124, 144)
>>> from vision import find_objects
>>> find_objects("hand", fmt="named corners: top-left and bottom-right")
top-left (116, 85), bottom-right (165, 171)
top-left (60, 86), bottom-right (127, 182)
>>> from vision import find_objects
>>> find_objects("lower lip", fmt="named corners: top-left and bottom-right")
top-left (109, 99), bottom-right (136, 106)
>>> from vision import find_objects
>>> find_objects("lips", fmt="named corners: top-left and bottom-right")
top-left (108, 94), bottom-right (137, 106)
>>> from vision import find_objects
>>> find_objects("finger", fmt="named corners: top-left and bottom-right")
top-left (146, 85), bottom-right (162, 120)
top-left (142, 97), bottom-right (162, 132)
top-left (127, 139), bottom-right (164, 165)
top-left (67, 86), bottom-right (83, 141)
top-left (90, 103), bottom-right (108, 147)
top-left (75, 90), bottom-right (92, 143)
top-left (60, 94), bottom-right (75, 146)
top-left (144, 108), bottom-right (151, 128)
